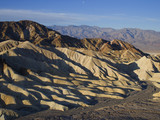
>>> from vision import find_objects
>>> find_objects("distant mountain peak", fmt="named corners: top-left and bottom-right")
top-left (48, 25), bottom-right (160, 52)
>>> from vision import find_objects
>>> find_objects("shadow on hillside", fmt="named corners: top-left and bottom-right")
top-left (0, 46), bottom-right (147, 119)
top-left (93, 55), bottom-right (140, 82)
top-left (8, 47), bottom-right (98, 79)
top-left (0, 47), bottom-right (100, 116)
top-left (53, 48), bottom-right (98, 78)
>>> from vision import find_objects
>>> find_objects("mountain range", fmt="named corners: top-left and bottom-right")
top-left (48, 25), bottom-right (160, 53)
top-left (0, 20), bottom-right (160, 120)
top-left (0, 20), bottom-right (146, 63)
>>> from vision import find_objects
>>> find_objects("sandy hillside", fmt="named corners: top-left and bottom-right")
top-left (0, 21), bottom-right (160, 120)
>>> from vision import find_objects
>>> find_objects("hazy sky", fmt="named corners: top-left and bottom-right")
top-left (0, 0), bottom-right (160, 31)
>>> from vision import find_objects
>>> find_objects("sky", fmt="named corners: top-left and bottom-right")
top-left (0, 0), bottom-right (160, 31)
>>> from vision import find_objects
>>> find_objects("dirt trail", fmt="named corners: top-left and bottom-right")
top-left (16, 82), bottom-right (160, 120)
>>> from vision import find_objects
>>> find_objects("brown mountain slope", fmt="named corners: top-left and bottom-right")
top-left (49, 25), bottom-right (160, 52)
top-left (0, 20), bottom-right (146, 62)
top-left (0, 20), bottom-right (72, 47)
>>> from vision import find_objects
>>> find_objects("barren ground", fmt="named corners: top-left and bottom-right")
top-left (16, 82), bottom-right (160, 120)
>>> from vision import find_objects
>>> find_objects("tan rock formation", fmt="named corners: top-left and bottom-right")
top-left (0, 40), bottom-right (145, 119)
top-left (0, 20), bottom-right (159, 120)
